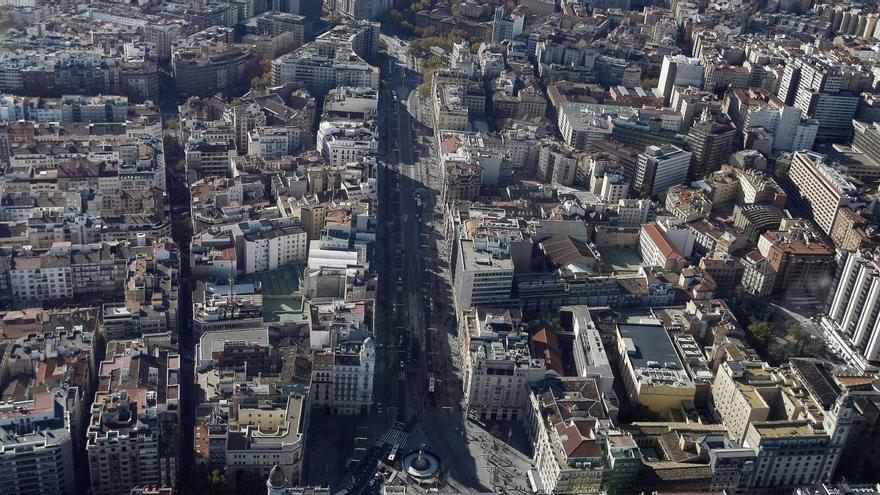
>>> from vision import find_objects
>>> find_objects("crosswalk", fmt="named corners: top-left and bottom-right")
top-left (379, 426), bottom-right (409, 447)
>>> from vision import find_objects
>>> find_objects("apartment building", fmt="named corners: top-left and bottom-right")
top-left (462, 323), bottom-right (545, 421)
top-left (432, 83), bottom-right (470, 132)
top-left (185, 138), bottom-right (236, 177)
top-left (657, 55), bottom-right (705, 105)
top-left (786, 151), bottom-right (860, 235)
top-left (824, 250), bottom-right (880, 371)
top-left (565, 306), bottom-right (614, 393)
top-left (271, 22), bottom-right (380, 96)
top-left (316, 120), bottom-right (378, 165)
top-left (686, 111), bottom-right (736, 179)
top-left (638, 222), bottom-right (690, 272)
top-left (742, 396), bottom-right (853, 492)
top-left (331, 0), bottom-right (389, 20)
top-left (248, 126), bottom-right (306, 160)
top-left (780, 57), bottom-right (869, 142)
top-left (193, 293), bottom-right (264, 335)
top-left (5, 242), bottom-right (130, 305)
top-left (172, 31), bottom-right (255, 97)
top-left (712, 361), bottom-right (777, 442)
top-left (536, 140), bottom-right (579, 186)
top-left (322, 86), bottom-right (379, 121)
top-left (0, 427), bottom-right (76, 495)
top-left (523, 377), bottom-right (617, 495)
top-left (635, 144), bottom-right (692, 195)
top-left (208, 220), bottom-right (310, 274)
top-left (86, 339), bottom-right (180, 495)
top-left (557, 102), bottom-right (638, 150)
top-left (724, 88), bottom-right (818, 152)
top-left (101, 241), bottom-right (180, 340)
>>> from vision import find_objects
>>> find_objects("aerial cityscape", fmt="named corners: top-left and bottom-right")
top-left (2, 1), bottom-right (880, 495)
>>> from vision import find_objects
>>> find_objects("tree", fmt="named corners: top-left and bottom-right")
top-left (747, 320), bottom-right (773, 349)
top-left (418, 55), bottom-right (444, 97)
top-left (180, 464), bottom-right (231, 495)
top-left (786, 324), bottom-right (814, 356)
top-left (448, 28), bottom-right (468, 44)
top-left (163, 134), bottom-right (181, 160)
top-left (165, 117), bottom-right (180, 132)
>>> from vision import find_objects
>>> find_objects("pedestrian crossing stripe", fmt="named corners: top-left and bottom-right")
top-left (379, 427), bottom-right (409, 447)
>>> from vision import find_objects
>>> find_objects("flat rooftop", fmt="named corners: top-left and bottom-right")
top-left (618, 320), bottom-right (693, 387)
top-left (752, 422), bottom-right (816, 438)
top-left (460, 238), bottom-right (514, 272)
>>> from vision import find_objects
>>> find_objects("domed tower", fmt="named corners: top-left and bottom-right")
top-left (266, 464), bottom-right (288, 495)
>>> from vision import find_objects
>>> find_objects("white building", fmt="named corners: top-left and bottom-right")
top-left (536, 140), bottom-right (579, 186)
top-left (565, 306), bottom-right (614, 393)
top-left (9, 254), bottom-right (73, 302)
top-left (321, 338), bottom-right (375, 415)
top-left (611, 199), bottom-right (652, 228)
top-left (824, 250), bottom-right (880, 371)
top-left (657, 55), bottom-right (704, 104)
top-left (432, 83), bottom-right (470, 132)
top-left (787, 151), bottom-right (860, 235)
top-left (635, 144), bottom-right (693, 195)
top-left (323, 86), bottom-right (379, 120)
top-left (742, 396), bottom-right (854, 492)
top-left (492, 7), bottom-right (525, 42)
top-left (638, 220), bottom-right (693, 270)
top-left (316, 120), bottom-right (378, 165)
top-left (727, 89), bottom-right (818, 152)
top-left (332, 0), bottom-right (389, 20)
top-left (241, 223), bottom-right (308, 274)
top-left (247, 126), bottom-right (306, 160)
top-left (463, 322), bottom-right (545, 421)
top-left (557, 102), bottom-right (638, 149)
top-left (86, 340), bottom-right (179, 495)
top-left (454, 231), bottom-right (515, 311)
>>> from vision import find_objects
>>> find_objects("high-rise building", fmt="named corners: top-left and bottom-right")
top-left (272, 0), bottom-right (322, 19)
top-left (172, 29), bottom-right (256, 98)
top-left (656, 54), bottom-right (704, 105)
top-left (685, 111), bottom-right (736, 179)
top-left (851, 119), bottom-right (880, 165)
top-left (453, 225), bottom-right (516, 310)
top-left (825, 250), bottom-right (880, 372)
top-left (778, 57), bottom-right (871, 142)
top-left (332, 0), bottom-right (389, 20)
top-left (634, 144), bottom-right (692, 195)
top-left (271, 22), bottom-right (380, 97)
top-left (724, 88), bottom-right (818, 152)
top-left (536, 140), bottom-right (579, 186)
top-left (786, 151), bottom-right (860, 235)
top-left (492, 6), bottom-right (525, 42)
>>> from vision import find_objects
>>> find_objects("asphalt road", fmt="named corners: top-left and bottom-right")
top-left (328, 34), bottom-right (530, 495)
